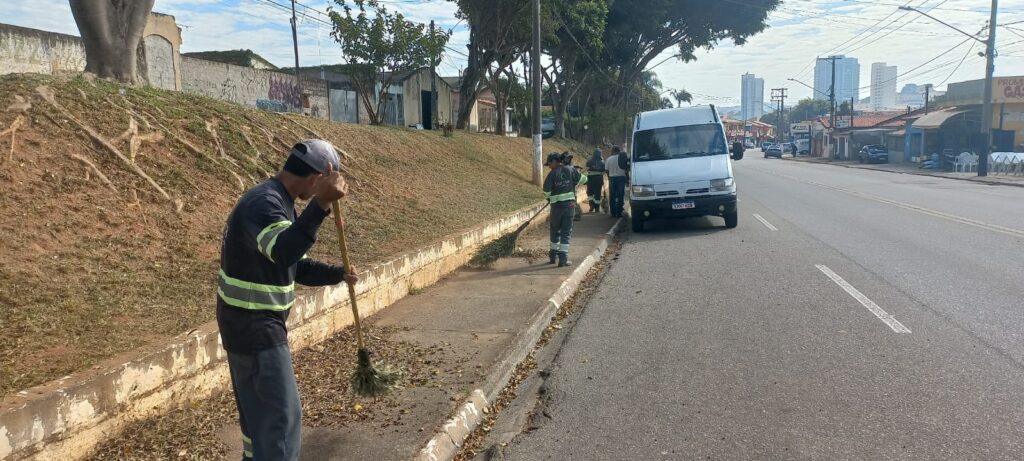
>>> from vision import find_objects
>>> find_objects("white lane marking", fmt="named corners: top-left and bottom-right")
top-left (767, 170), bottom-right (1024, 240)
top-left (816, 265), bottom-right (911, 334)
top-left (752, 213), bottom-right (778, 231)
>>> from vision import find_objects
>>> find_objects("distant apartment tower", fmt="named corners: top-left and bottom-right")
top-left (897, 83), bottom-right (943, 109)
top-left (741, 73), bottom-right (765, 121)
top-left (813, 55), bottom-right (860, 103)
top-left (870, 62), bottom-right (898, 111)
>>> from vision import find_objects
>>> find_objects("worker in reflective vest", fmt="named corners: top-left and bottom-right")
top-left (543, 152), bottom-right (587, 267)
top-left (217, 139), bottom-right (357, 461)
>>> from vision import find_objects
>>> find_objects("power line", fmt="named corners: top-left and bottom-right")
top-left (841, 0), bottom-right (951, 56)
top-left (791, 0), bottom-right (1021, 13)
top-left (855, 35), bottom-right (976, 91)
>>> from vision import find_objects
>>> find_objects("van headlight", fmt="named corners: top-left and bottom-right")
top-left (631, 185), bottom-right (655, 197)
top-left (710, 177), bottom-right (734, 192)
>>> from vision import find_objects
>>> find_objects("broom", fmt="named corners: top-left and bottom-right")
top-left (331, 201), bottom-right (402, 396)
top-left (468, 202), bottom-right (550, 268)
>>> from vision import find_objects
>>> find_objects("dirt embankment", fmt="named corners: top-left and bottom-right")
top-left (0, 73), bottom-right (571, 396)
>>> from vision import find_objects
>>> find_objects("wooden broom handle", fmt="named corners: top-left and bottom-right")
top-left (331, 201), bottom-right (365, 350)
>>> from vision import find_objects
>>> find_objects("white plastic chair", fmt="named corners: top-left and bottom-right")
top-left (953, 152), bottom-right (972, 172)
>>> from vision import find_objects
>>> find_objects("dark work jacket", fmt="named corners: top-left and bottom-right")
top-left (543, 165), bottom-right (587, 204)
top-left (217, 177), bottom-right (344, 353)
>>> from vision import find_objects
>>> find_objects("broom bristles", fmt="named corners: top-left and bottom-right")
top-left (467, 232), bottom-right (520, 268)
top-left (351, 362), bottom-right (403, 396)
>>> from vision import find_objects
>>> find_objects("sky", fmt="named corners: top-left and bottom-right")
top-left (3, 0), bottom-right (1024, 107)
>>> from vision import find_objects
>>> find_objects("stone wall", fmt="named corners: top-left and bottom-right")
top-left (0, 24), bottom-right (86, 75)
top-left (0, 19), bottom-right (330, 120)
top-left (180, 57), bottom-right (329, 119)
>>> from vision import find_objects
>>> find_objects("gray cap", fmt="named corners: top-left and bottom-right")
top-left (290, 139), bottom-right (341, 174)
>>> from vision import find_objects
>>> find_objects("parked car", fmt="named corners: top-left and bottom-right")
top-left (858, 145), bottom-right (889, 163)
top-left (764, 144), bottom-right (784, 159)
top-left (629, 105), bottom-right (738, 231)
top-left (541, 117), bottom-right (556, 138)
top-left (795, 139), bottom-right (810, 155)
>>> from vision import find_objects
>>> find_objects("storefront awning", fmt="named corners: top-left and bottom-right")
top-left (912, 107), bottom-right (970, 129)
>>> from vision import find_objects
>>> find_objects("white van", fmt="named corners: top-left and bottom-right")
top-left (629, 105), bottom-right (742, 232)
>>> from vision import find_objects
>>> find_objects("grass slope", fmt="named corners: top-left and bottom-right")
top-left (0, 73), bottom-right (572, 396)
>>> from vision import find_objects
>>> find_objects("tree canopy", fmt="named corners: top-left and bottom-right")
top-left (329, 0), bottom-right (449, 125)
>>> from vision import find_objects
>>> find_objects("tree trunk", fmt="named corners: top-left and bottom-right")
top-left (554, 102), bottom-right (566, 139)
top-left (495, 97), bottom-right (508, 136)
top-left (456, 28), bottom-right (494, 130)
top-left (69, 0), bottom-right (155, 84)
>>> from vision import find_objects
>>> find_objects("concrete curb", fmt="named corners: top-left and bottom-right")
top-left (783, 157), bottom-right (1024, 189)
top-left (0, 202), bottom-right (551, 461)
top-left (414, 218), bottom-right (624, 461)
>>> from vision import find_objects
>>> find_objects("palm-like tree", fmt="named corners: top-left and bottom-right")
top-left (671, 89), bottom-right (693, 107)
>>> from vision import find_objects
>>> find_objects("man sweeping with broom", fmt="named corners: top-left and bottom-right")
top-left (217, 139), bottom-right (358, 461)
top-left (544, 152), bottom-right (587, 267)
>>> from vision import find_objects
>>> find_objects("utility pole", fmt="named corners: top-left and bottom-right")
top-left (850, 96), bottom-right (855, 128)
top-left (770, 88), bottom-right (787, 142)
top-left (829, 57), bottom-right (837, 158)
top-left (430, 20), bottom-right (438, 130)
top-left (979, 0), bottom-right (998, 176)
top-left (900, 3), bottom-right (997, 176)
top-left (531, 0), bottom-right (542, 186)
top-left (924, 84), bottom-right (931, 114)
top-left (290, 0), bottom-right (300, 78)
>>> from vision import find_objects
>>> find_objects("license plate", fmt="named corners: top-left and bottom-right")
top-left (672, 202), bottom-right (695, 210)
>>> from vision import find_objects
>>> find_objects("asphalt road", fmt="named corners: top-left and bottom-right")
top-left (506, 153), bottom-right (1024, 460)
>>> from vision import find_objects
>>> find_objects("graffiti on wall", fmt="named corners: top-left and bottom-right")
top-left (268, 75), bottom-right (302, 108)
top-left (256, 99), bottom-right (288, 112)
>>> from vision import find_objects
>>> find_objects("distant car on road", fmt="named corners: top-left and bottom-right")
top-left (760, 141), bottom-right (773, 150)
top-left (858, 145), bottom-right (889, 163)
top-left (764, 144), bottom-right (784, 159)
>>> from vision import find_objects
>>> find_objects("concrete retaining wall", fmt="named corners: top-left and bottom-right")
top-left (0, 202), bottom-right (548, 461)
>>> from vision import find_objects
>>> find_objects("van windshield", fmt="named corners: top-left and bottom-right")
top-left (632, 124), bottom-right (727, 162)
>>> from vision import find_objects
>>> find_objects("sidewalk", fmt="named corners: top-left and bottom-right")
top-left (787, 157), bottom-right (1024, 188)
top-left (89, 211), bottom-right (619, 461)
top-left (280, 213), bottom-right (617, 461)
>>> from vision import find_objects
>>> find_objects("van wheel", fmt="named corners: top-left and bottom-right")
top-left (724, 211), bottom-right (738, 229)
top-left (631, 214), bottom-right (645, 233)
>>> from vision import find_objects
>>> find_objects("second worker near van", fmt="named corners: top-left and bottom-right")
top-left (605, 146), bottom-right (629, 218)
top-left (544, 152), bottom-right (587, 267)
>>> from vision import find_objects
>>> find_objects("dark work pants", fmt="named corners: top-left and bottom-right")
top-left (586, 174), bottom-right (604, 211)
top-left (549, 201), bottom-right (575, 254)
top-left (227, 343), bottom-right (302, 461)
top-left (609, 176), bottom-right (627, 216)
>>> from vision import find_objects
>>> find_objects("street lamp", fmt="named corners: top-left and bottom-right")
top-left (900, 3), bottom-right (997, 177)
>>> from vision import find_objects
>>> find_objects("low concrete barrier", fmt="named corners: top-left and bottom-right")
top-left (0, 202), bottom-right (549, 461)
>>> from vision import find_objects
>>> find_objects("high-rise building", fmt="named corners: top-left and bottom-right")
top-left (741, 73), bottom-right (765, 121)
top-left (813, 55), bottom-right (860, 103)
top-left (870, 62), bottom-right (898, 111)
top-left (898, 83), bottom-right (944, 109)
